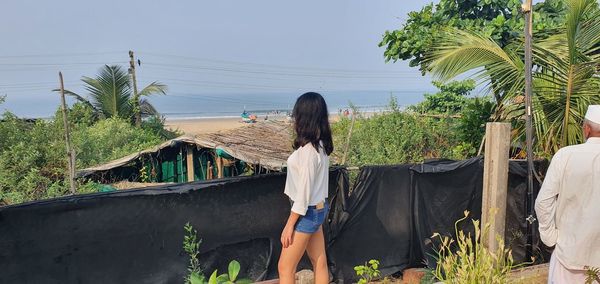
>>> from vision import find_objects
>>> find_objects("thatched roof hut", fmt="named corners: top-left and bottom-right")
top-left (77, 121), bottom-right (293, 183)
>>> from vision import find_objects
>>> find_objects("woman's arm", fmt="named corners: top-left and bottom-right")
top-left (281, 211), bottom-right (301, 248)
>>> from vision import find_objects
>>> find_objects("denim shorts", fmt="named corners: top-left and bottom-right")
top-left (295, 202), bottom-right (329, 234)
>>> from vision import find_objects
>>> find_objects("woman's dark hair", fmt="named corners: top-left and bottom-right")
top-left (292, 92), bottom-right (334, 155)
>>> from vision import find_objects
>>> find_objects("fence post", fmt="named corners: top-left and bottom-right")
top-left (482, 122), bottom-right (511, 251)
top-left (186, 145), bottom-right (195, 182)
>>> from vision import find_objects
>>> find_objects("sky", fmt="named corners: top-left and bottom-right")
top-left (0, 0), bottom-right (438, 118)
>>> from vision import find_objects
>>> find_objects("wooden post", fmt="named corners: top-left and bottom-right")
top-left (186, 145), bottom-right (195, 182)
top-left (58, 72), bottom-right (77, 195)
top-left (482, 122), bottom-right (511, 251)
top-left (129, 50), bottom-right (141, 127)
top-left (216, 157), bottom-right (224, 178)
top-left (207, 161), bottom-right (213, 180)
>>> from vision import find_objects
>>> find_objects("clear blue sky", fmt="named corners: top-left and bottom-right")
top-left (0, 0), bottom-right (437, 117)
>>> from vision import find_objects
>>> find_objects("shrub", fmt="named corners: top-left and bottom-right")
top-left (354, 259), bottom-right (381, 284)
top-left (431, 211), bottom-right (516, 284)
top-left (0, 105), bottom-right (167, 205)
top-left (332, 107), bottom-right (464, 166)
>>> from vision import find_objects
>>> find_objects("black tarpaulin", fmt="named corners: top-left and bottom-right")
top-left (326, 157), bottom-right (549, 282)
top-left (0, 159), bottom-right (548, 283)
top-left (327, 165), bottom-right (414, 282)
top-left (0, 169), bottom-right (345, 284)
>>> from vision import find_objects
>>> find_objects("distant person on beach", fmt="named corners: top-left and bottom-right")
top-left (536, 105), bottom-right (600, 283)
top-left (278, 92), bottom-right (333, 284)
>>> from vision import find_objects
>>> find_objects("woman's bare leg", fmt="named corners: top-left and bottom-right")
top-left (306, 226), bottom-right (329, 284)
top-left (278, 231), bottom-right (312, 284)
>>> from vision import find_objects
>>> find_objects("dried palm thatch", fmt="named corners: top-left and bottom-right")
top-left (77, 120), bottom-right (294, 178)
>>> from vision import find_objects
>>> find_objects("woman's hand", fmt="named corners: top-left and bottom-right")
top-left (281, 224), bottom-right (295, 248)
top-left (281, 211), bottom-right (301, 248)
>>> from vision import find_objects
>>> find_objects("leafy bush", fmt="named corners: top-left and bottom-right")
top-left (354, 259), bottom-right (381, 284)
top-left (142, 115), bottom-right (180, 140)
top-left (0, 103), bottom-right (167, 205)
top-left (431, 211), bottom-right (516, 284)
top-left (183, 223), bottom-right (251, 284)
top-left (332, 105), bottom-right (465, 166)
top-left (72, 118), bottom-right (163, 168)
top-left (454, 97), bottom-right (495, 156)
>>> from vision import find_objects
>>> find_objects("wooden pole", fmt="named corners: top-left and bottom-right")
top-left (216, 157), bottom-right (224, 178)
top-left (482, 122), bottom-right (511, 251)
top-left (522, 0), bottom-right (536, 258)
top-left (129, 50), bottom-right (141, 127)
top-left (186, 145), bottom-right (195, 182)
top-left (59, 72), bottom-right (77, 194)
top-left (207, 161), bottom-right (213, 180)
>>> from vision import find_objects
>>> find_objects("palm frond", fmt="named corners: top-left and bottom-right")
top-left (425, 29), bottom-right (524, 102)
top-left (139, 98), bottom-right (159, 117)
top-left (81, 65), bottom-right (132, 119)
top-left (52, 88), bottom-right (97, 112)
top-left (138, 82), bottom-right (167, 98)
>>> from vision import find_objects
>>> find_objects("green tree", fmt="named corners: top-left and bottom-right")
top-left (410, 80), bottom-right (476, 114)
top-left (425, 0), bottom-right (600, 156)
top-left (380, 0), bottom-right (566, 73)
top-left (61, 65), bottom-right (167, 124)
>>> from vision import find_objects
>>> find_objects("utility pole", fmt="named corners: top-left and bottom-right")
top-left (59, 72), bottom-right (77, 194)
top-left (129, 50), bottom-right (141, 127)
top-left (522, 0), bottom-right (536, 259)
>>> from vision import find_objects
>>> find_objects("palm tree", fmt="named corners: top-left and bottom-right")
top-left (424, 0), bottom-right (600, 156)
top-left (60, 65), bottom-right (167, 123)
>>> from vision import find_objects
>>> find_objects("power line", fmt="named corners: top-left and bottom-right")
top-left (0, 51), bottom-right (124, 59)
top-left (138, 51), bottom-right (416, 75)
top-left (142, 62), bottom-right (414, 79)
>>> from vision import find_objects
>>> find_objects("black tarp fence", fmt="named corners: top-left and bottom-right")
top-left (327, 157), bottom-right (551, 282)
top-left (0, 158), bottom-right (548, 283)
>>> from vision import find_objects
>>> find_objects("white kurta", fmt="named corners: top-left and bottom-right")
top-left (535, 137), bottom-right (600, 282)
top-left (284, 142), bottom-right (329, 216)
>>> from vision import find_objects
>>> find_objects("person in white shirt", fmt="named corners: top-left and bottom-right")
top-left (536, 105), bottom-right (600, 283)
top-left (278, 92), bottom-right (333, 284)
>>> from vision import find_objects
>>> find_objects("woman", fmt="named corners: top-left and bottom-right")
top-left (278, 92), bottom-right (334, 284)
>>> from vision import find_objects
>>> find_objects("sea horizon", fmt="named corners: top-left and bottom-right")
top-left (2, 89), bottom-right (432, 120)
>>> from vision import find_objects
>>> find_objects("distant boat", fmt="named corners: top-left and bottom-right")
top-left (241, 110), bottom-right (257, 123)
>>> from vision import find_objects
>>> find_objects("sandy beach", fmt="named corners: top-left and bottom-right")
top-left (165, 113), bottom-right (361, 135)
top-left (165, 117), bottom-right (249, 135)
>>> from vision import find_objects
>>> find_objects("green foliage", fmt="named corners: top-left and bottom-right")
top-left (61, 65), bottom-right (167, 124)
top-left (73, 118), bottom-right (162, 168)
top-left (184, 222), bottom-right (203, 284)
top-left (455, 97), bottom-right (495, 155)
top-left (431, 211), bottom-right (516, 283)
top-left (211, 260), bottom-right (252, 284)
top-left (332, 98), bottom-right (466, 166)
top-left (410, 80), bottom-right (476, 114)
top-left (380, 0), bottom-right (566, 72)
top-left (0, 104), bottom-right (166, 205)
top-left (142, 115), bottom-right (181, 140)
top-left (425, 0), bottom-right (600, 156)
top-left (354, 259), bottom-right (381, 284)
top-left (183, 223), bottom-right (251, 284)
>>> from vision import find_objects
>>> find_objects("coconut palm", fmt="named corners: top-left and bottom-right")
top-left (60, 65), bottom-right (167, 124)
top-left (424, 0), bottom-right (600, 156)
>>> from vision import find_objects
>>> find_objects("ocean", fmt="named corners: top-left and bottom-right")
top-left (1, 90), bottom-right (430, 119)
top-left (152, 90), bottom-right (428, 120)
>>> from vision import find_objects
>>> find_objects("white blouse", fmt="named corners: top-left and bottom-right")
top-left (284, 141), bottom-right (329, 216)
